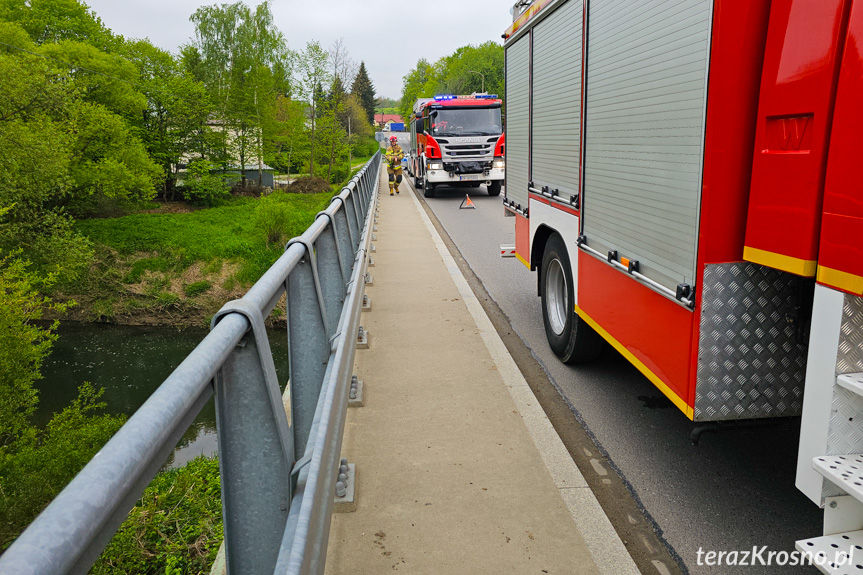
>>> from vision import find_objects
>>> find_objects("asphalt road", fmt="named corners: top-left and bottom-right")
top-left (401, 170), bottom-right (824, 575)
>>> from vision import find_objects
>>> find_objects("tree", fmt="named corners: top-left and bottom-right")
top-left (121, 39), bottom-right (213, 200)
top-left (350, 61), bottom-right (375, 125)
top-left (0, 0), bottom-right (113, 49)
top-left (436, 41), bottom-right (504, 97)
top-left (399, 58), bottom-right (438, 125)
top-left (0, 46), bottom-right (94, 280)
top-left (322, 77), bottom-right (348, 182)
top-left (190, 1), bottom-right (290, 186)
top-left (398, 42), bottom-right (504, 125)
top-left (329, 37), bottom-right (357, 88)
top-left (296, 41), bottom-right (330, 177)
top-left (264, 94), bottom-right (307, 174)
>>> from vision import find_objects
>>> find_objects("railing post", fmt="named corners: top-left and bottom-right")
top-left (211, 301), bottom-right (294, 575)
top-left (330, 199), bottom-right (356, 266)
top-left (314, 228), bottom-right (347, 335)
top-left (286, 249), bottom-right (331, 458)
top-left (343, 193), bottom-right (361, 248)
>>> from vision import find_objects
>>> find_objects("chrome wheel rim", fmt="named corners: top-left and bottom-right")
top-left (546, 258), bottom-right (568, 336)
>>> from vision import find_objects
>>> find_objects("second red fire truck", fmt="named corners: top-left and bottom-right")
top-left (504, 0), bottom-right (863, 555)
top-left (407, 94), bottom-right (506, 198)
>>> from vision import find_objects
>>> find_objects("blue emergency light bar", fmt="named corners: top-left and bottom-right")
top-left (434, 94), bottom-right (499, 101)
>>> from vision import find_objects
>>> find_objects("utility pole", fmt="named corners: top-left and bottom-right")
top-left (467, 70), bottom-right (485, 93)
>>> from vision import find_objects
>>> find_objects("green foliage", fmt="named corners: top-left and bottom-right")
top-left (184, 280), bottom-right (212, 297)
top-left (185, 160), bottom-right (229, 207)
top-left (350, 61), bottom-right (376, 125)
top-left (66, 101), bottom-right (162, 207)
top-left (0, 382), bottom-right (125, 550)
top-left (255, 193), bottom-right (292, 246)
top-left (399, 42), bottom-right (504, 122)
top-left (351, 136), bottom-right (378, 158)
top-left (0, 0), bottom-right (113, 48)
top-left (91, 457), bottom-right (223, 575)
top-left (0, 256), bottom-right (66, 448)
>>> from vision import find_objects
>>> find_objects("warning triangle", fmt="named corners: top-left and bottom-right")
top-left (459, 195), bottom-right (476, 210)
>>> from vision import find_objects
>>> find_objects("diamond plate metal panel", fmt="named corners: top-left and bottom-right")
top-left (695, 263), bottom-right (807, 421)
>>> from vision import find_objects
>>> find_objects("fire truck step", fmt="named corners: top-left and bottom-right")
top-left (838, 373), bottom-right (863, 397)
top-left (795, 529), bottom-right (863, 574)
top-left (813, 455), bottom-right (863, 505)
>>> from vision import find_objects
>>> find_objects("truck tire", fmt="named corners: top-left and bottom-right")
top-left (487, 180), bottom-right (502, 196)
top-left (540, 234), bottom-right (604, 364)
top-left (415, 172), bottom-right (423, 189)
top-left (423, 183), bottom-right (436, 198)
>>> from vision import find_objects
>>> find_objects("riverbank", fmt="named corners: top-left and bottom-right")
top-left (54, 189), bottom-right (336, 328)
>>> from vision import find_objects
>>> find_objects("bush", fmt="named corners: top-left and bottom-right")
top-left (0, 383), bottom-right (125, 551)
top-left (286, 176), bottom-right (330, 195)
top-left (0, 255), bottom-right (68, 448)
top-left (255, 195), bottom-right (290, 246)
top-left (185, 160), bottom-right (229, 207)
top-left (91, 457), bottom-right (223, 575)
top-left (352, 136), bottom-right (379, 157)
top-left (329, 164), bottom-right (349, 185)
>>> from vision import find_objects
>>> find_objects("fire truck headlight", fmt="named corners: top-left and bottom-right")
top-left (428, 162), bottom-right (443, 170)
top-left (493, 159), bottom-right (505, 169)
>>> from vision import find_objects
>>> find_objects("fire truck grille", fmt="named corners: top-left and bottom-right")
top-left (438, 137), bottom-right (500, 162)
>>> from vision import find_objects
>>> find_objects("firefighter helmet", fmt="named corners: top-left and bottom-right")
top-left (389, 135), bottom-right (398, 144)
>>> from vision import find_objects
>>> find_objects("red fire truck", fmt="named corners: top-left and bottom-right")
top-left (504, 0), bottom-right (863, 552)
top-left (408, 94), bottom-right (506, 198)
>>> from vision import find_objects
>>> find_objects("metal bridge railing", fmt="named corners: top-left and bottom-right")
top-left (0, 152), bottom-right (383, 575)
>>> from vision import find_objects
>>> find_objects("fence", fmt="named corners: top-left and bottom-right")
top-left (0, 152), bottom-right (383, 575)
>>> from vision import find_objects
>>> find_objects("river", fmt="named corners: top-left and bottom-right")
top-left (37, 323), bottom-right (289, 468)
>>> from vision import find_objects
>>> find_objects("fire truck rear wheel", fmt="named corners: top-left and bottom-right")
top-left (540, 234), bottom-right (604, 364)
top-left (487, 180), bottom-right (502, 196)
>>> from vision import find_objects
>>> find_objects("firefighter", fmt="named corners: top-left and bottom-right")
top-left (385, 135), bottom-right (405, 196)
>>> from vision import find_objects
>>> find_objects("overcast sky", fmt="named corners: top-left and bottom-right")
top-left (85, 0), bottom-right (515, 99)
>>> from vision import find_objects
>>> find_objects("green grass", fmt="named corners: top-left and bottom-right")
top-left (77, 191), bottom-right (334, 288)
top-left (92, 457), bottom-right (223, 575)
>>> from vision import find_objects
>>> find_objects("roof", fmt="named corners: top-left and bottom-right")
top-left (374, 114), bottom-right (403, 123)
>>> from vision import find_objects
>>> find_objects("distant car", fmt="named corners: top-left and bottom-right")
top-left (401, 156), bottom-right (408, 170)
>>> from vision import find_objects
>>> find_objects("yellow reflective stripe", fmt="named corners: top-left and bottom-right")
top-left (817, 266), bottom-right (863, 295)
top-left (743, 246), bottom-right (817, 277)
top-left (574, 304), bottom-right (695, 420)
top-left (516, 253), bottom-right (530, 270)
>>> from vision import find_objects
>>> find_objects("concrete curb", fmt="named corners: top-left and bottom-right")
top-left (407, 189), bottom-right (641, 575)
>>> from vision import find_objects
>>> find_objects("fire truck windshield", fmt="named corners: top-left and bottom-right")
top-left (430, 107), bottom-right (502, 137)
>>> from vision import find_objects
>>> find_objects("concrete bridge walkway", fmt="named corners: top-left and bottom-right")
top-left (324, 168), bottom-right (640, 575)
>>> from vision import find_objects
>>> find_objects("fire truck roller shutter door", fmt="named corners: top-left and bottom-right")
top-left (581, 0), bottom-right (713, 295)
top-left (505, 34), bottom-right (530, 210)
top-left (531, 0), bottom-right (583, 201)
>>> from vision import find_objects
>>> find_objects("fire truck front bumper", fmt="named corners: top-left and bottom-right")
top-left (426, 162), bottom-right (504, 184)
